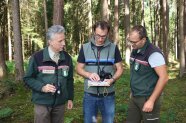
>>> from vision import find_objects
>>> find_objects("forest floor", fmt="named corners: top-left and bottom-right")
top-left (0, 65), bottom-right (186, 123)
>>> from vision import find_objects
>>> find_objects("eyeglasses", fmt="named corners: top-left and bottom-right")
top-left (127, 38), bottom-right (142, 45)
top-left (94, 34), bottom-right (107, 40)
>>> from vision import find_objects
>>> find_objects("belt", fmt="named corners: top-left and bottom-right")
top-left (88, 92), bottom-right (115, 97)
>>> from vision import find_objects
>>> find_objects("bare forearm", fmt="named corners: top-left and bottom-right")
top-left (112, 62), bottom-right (123, 80)
top-left (77, 68), bottom-right (91, 79)
top-left (148, 76), bottom-right (168, 102)
top-left (112, 68), bottom-right (123, 80)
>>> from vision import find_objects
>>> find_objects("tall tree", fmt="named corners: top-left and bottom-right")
top-left (87, 0), bottom-right (92, 37)
top-left (149, 0), bottom-right (154, 43)
top-left (154, 0), bottom-right (160, 46)
top-left (7, 0), bottom-right (12, 61)
top-left (102, 0), bottom-right (109, 22)
top-left (179, 0), bottom-right (185, 77)
top-left (124, 0), bottom-right (130, 65)
top-left (44, 0), bottom-right (48, 47)
top-left (161, 0), bottom-right (169, 63)
top-left (12, 0), bottom-right (24, 81)
top-left (113, 0), bottom-right (119, 44)
top-left (184, 0), bottom-right (186, 51)
top-left (0, 34), bottom-right (6, 78)
top-left (141, 0), bottom-right (145, 26)
top-left (0, 0), bottom-right (7, 79)
top-left (131, 0), bottom-right (136, 25)
top-left (53, 0), bottom-right (64, 25)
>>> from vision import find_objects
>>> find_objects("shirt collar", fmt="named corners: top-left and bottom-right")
top-left (43, 47), bottom-right (65, 62)
top-left (48, 46), bottom-right (58, 59)
top-left (90, 36), bottom-right (111, 48)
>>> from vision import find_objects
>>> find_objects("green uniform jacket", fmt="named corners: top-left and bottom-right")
top-left (23, 47), bottom-right (74, 106)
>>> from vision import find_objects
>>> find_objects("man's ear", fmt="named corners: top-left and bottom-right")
top-left (48, 40), bottom-right (52, 45)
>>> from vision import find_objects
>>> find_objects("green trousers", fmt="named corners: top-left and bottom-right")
top-left (126, 96), bottom-right (161, 123)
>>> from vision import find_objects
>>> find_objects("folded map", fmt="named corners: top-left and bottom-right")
top-left (88, 80), bottom-right (110, 86)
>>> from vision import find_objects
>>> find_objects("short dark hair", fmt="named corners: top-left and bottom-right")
top-left (131, 25), bottom-right (147, 39)
top-left (93, 21), bottom-right (110, 32)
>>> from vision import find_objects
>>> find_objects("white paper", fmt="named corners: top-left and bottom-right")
top-left (88, 80), bottom-right (110, 86)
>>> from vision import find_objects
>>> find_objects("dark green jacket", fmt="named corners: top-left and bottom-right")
top-left (23, 47), bottom-right (74, 106)
top-left (130, 39), bottom-right (163, 96)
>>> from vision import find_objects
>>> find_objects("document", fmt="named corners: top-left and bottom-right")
top-left (88, 80), bottom-right (110, 86)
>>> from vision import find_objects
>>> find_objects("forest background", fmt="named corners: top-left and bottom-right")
top-left (0, 0), bottom-right (186, 123)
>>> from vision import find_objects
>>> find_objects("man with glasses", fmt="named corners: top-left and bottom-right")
top-left (126, 25), bottom-right (168, 123)
top-left (76, 20), bottom-right (123, 123)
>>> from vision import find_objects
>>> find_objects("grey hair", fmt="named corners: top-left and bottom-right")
top-left (46, 25), bottom-right (65, 43)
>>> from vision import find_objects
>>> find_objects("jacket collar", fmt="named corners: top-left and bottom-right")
top-left (43, 47), bottom-right (65, 62)
top-left (89, 36), bottom-right (111, 48)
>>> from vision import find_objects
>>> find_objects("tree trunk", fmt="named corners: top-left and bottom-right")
top-left (0, 32), bottom-right (7, 79)
top-left (179, 0), bottom-right (185, 77)
top-left (174, 14), bottom-right (178, 60)
top-left (154, 0), bottom-right (160, 46)
top-left (141, 0), bottom-right (145, 26)
top-left (102, 0), bottom-right (109, 22)
top-left (131, 0), bottom-right (136, 25)
top-left (183, 0), bottom-right (186, 65)
top-left (7, 0), bottom-right (12, 61)
top-left (124, 0), bottom-right (130, 65)
top-left (53, 0), bottom-right (64, 25)
top-left (113, 0), bottom-right (119, 44)
top-left (150, 0), bottom-right (154, 43)
top-left (12, 0), bottom-right (24, 81)
top-left (0, 0), bottom-right (7, 78)
top-left (161, 0), bottom-right (169, 63)
top-left (43, 0), bottom-right (48, 47)
top-left (87, 0), bottom-right (92, 37)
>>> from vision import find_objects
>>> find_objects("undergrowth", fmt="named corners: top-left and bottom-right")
top-left (0, 61), bottom-right (185, 123)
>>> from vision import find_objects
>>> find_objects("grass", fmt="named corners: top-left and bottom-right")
top-left (0, 62), bottom-right (186, 123)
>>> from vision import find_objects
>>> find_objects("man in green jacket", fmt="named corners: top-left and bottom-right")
top-left (24, 25), bottom-right (74, 123)
top-left (126, 25), bottom-right (168, 123)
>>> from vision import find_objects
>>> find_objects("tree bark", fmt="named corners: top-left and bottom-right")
top-left (0, 32), bottom-right (7, 79)
top-left (102, 0), bottom-right (109, 22)
top-left (0, 0), bottom-right (7, 78)
top-left (12, 0), bottom-right (24, 81)
top-left (154, 0), bottom-right (160, 46)
top-left (7, 0), bottom-right (12, 61)
top-left (87, 0), bottom-right (92, 37)
top-left (113, 0), bottom-right (119, 44)
top-left (124, 0), bottom-right (130, 65)
top-left (44, 0), bottom-right (48, 47)
top-left (131, 0), bottom-right (136, 25)
top-left (179, 0), bottom-right (185, 77)
top-left (141, 0), bottom-right (145, 26)
top-left (53, 0), bottom-right (64, 25)
top-left (184, 0), bottom-right (186, 51)
top-left (161, 0), bottom-right (169, 63)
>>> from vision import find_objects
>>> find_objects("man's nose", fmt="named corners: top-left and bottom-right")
top-left (61, 41), bottom-right (65, 45)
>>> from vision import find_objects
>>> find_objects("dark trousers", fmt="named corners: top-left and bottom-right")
top-left (34, 104), bottom-right (65, 123)
top-left (126, 96), bottom-right (161, 123)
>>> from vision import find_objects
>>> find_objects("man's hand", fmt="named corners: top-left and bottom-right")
top-left (142, 99), bottom-right (154, 112)
top-left (104, 78), bottom-right (115, 85)
top-left (89, 73), bottom-right (100, 82)
top-left (42, 84), bottom-right (56, 93)
top-left (67, 100), bottom-right (73, 109)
